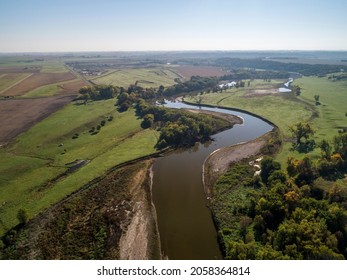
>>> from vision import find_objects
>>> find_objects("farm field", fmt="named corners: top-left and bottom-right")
top-left (0, 73), bottom-right (32, 93)
top-left (0, 98), bottom-right (159, 236)
top-left (90, 67), bottom-right (182, 88)
top-left (0, 72), bottom-right (76, 97)
top-left (177, 65), bottom-right (227, 78)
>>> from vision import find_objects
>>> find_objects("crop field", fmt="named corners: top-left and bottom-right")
top-left (22, 79), bottom-right (88, 98)
top-left (90, 67), bottom-right (182, 88)
top-left (0, 73), bottom-right (33, 93)
top-left (0, 98), bottom-right (159, 235)
top-left (0, 72), bottom-right (77, 97)
top-left (0, 95), bottom-right (77, 146)
top-left (177, 65), bottom-right (227, 78)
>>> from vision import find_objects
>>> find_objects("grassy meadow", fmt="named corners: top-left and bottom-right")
top-left (0, 99), bottom-right (159, 236)
top-left (185, 76), bottom-right (347, 166)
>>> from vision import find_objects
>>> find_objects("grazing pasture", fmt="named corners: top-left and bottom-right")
top-left (0, 98), bottom-right (159, 236)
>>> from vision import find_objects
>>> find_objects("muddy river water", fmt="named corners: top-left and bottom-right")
top-left (152, 101), bottom-right (273, 259)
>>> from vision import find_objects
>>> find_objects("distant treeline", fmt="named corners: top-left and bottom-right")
top-left (213, 58), bottom-right (344, 76)
top-left (221, 69), bottom-right (290, 81)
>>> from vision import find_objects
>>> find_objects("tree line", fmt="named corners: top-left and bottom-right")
top-left (213, 58), bottom-right (345, 76)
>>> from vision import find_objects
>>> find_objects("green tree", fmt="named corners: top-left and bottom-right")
top-left (289, 122), bottom-right (315, 152)
top-left (17, 208), bottom-right (29, 225)
top-left (141, 114), bottom-right (154, 129)
top-left (260, 157), bottom-right (281, 184)
top-left (319, 139), bottom-right (332, 159)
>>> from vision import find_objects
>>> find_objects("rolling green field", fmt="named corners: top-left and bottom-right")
top-left (90, 67), bottom-right (181, 88)
top-left (0, 99), bottom-right (159, 236)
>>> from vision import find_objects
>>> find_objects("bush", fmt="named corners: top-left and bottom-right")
top-left (17, 208), bottom-right (29, 225)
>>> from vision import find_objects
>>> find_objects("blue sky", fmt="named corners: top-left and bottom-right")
top-left (0, 0), bottom-right (347, 52)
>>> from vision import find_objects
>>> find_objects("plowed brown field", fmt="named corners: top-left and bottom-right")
top-left (178, 65), bottom-right (227, 79)
top-left (1, 72), bottom-right (76, 96)
top-left (0, 94), bottom-right (77, 146)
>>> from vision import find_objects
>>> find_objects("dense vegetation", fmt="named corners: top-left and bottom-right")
top-left (115, 92), bottom-right (230, 149)
top-left (212, 132), bottom-right (347, 260)
top-left (78, 85), bottom-right (118, 101)
top-left (213, 58), bottom-right (345, 76)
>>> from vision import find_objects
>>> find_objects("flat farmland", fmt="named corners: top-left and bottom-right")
top-left (90, 67), bottom-right (182, 88)
top-left (23, 79), bottom-right (88, 98)
top-left (177, 65), bottom-right (227, 79)
top-left (0, 72), bottom-right (76, 97)
top-left (0, 73), bottom-right (32, 93)
top-left (0, 95), bottom-right (77, 146)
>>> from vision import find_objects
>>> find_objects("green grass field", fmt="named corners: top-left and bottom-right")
top-left (0, 99), bottom-right (159, 236)
top-left (186, 77), bottom-right (347, 166)
top-left (90, 67), bottom-right (181, 88)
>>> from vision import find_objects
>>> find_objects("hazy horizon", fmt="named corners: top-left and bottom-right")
top-left (1, 0), bottom-right (347, 52)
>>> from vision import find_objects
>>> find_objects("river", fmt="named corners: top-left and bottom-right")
top-left (152, 101), bottom-right (273, 259)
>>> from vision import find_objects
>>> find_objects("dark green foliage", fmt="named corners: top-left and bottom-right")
top-left (213, 148), bottom-right (347, 259)
top-left (260, 156), bottom-right (281, 184)
top-left (17, 208), bottom-right (28, 225)
top-left (141, 114), bottom-right (154, 129)
top-left (72, 133), bottom-right (79, 139)
top-left (79, 85), bottom-right (118, 101)
top-left (214, 57), bottom-right (344, 76)
top-left (289, 122), bottom-right (316, 153)
top-left (135, 100), bottom-right (228, 149)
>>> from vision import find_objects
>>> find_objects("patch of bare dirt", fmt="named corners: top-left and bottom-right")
top-left (203, 134), bottom-right (270, 197)
top-left (244, 88), bottom-right (279, 97)
top-left (0, 95), bottom-right (76, 146)
top-left (1, 72), bottom-right (76, 97)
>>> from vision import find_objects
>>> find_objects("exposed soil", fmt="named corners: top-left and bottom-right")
top-left (244, 88), bottom-right (279, 97)
top-left (178, 65), bottom-right (227, 79)
top-left (0, 94), bottom-right (77, 146)
top-left (119, 163), bottom-right (161, 260)
top-left (1, 72), bottom-right (76, 96)
top-left (1, 161), bottom-right (161, 260)
top-left (203, 133), bottom-right (271, 197)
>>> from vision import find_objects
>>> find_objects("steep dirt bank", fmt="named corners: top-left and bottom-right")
top-left (119, 162), bottom-right (161, 260)
top-left (1, 161), bottom-right (161, 259)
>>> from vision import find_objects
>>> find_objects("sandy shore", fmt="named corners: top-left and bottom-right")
top-left (203, 132), bottom-right (273, 197)
top-left (119, 160), bottom-right (162, 260)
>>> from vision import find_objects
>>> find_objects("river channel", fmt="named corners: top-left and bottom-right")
top-left (152, 101), bottom-right (273, 259)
